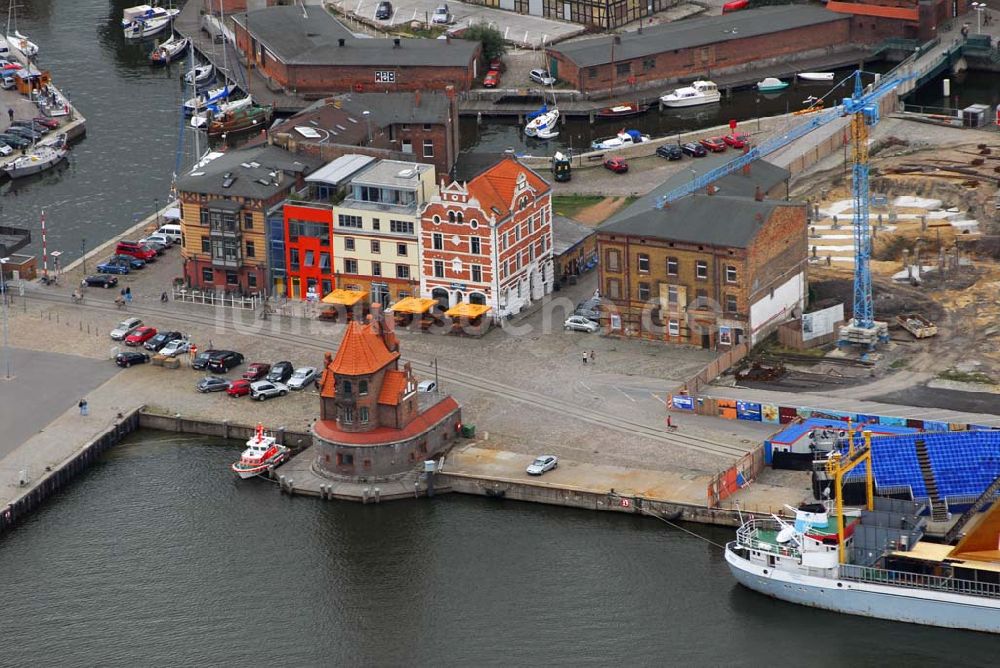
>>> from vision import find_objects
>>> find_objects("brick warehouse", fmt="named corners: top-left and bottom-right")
top-left (232, 6), bottom-right (481, 96)
top-left (597, 159), bottom-right (807, 349)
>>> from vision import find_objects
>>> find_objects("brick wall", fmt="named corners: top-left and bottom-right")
top-left (745, 205), bottom-right (808, 309)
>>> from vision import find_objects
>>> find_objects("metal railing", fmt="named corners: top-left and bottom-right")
top-left (735, 517), bottom-right (802, 559)
top-left (840, 563), bottom-right (1000, 600)
top-left (172, 287), bottom-right (262, 310)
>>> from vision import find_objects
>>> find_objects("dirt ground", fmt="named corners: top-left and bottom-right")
top-left (570, 196), bottom-right (631, 226)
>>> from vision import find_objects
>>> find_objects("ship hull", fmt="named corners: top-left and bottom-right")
top-left (725, 545), bottom-right (1000, 633)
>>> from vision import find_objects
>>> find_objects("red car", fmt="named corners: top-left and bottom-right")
top-left (116, 240), bottom-right (157, 262)
top-left (723, 133), bottom-right (750, 149)
top-left (483, 70), bottom-right (500, 88)
top-left (603, 156), bottom-right (628, 173)
top-left (226, 379), bottom-right (252, 397)
top-left (242, 362), bottom-right (271, 381)
top-left (489, 57), bottom-right (504, 72)
top-left (699, 137), bottom-right (727, 153)
top-left (124, 326), bottom-right (157, 346)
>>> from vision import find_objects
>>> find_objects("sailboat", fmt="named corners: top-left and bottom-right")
top-left (524, 103), bottom-right (559, 139)
top-left (596, 34), bottom-right (644, 120)
top-left (6, 1), bottom-right (37, 58)
top-left (122, 4), bottom-right (180, 40)
top-left (191, 93), bottom-right (251, 128)
top-left (183, 62), bottom-right (215, 86)
top-left (206, 105), bottom-right (273, 138)
top-left (4, 133), bottom-right (68, 179)
top-left (149, 33), bottom-right (188, 65)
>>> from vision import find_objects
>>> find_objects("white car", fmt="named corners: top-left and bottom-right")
top-left (526, 455), bottom-right (558, 475)
top-left (287, 366), bottom-right (317, 390)
top-left (140, 234), bottom-right (172, 248)
top-left (250, 380), bottom-right (289, 401)
top-left (431, 4), bottom-right (452, 24)
top-left (564, 315), bottom-right (599, 333)
top-left (417, 380), bottom-right (437, 393)
top-left (529, 69), bottom-right (556, 86)
top-left (159, 338), bottom-right (191, 357)
top-left (110, 317), bottom-right (143, 340)
top-left (0, 143), bottom-right (11, 156)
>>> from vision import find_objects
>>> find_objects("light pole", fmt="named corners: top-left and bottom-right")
top-left (154, 197), bottom-right (161, 227)
top-left (973, 2), bottom-right (985, 33)
top-left (81, 237), bottom-right (87, 276)
top-left (1, 256), bottom-right (10, 380)
top-left (363, 110), bottom-right (372, 144)
top-left (51, 251), bottom-right (62, 284)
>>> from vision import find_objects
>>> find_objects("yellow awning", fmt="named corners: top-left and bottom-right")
top-left (445, 302), bottom-right (492, 318)
top-left (322, 289), bottom-right (367, 306)
top-left (390, 296), bottom-right (437, 314)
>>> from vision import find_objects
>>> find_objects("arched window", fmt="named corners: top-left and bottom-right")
top-left (457, 212), bottom-right (464, 222)
top-left (448, 211), bottom-right (455, 222)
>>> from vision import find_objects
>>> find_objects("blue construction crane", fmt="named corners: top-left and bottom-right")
top-left (655, 70), bottom-right (911, 345)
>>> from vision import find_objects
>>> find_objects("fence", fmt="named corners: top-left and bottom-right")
top-left (677, 341), bottom-right (749, 395)
top-left (173, 287), bottom-right (262, 311)
top-left (707, 444), bottom-right (766, 508)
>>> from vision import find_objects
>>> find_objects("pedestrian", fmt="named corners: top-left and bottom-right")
top-left (666, 414), bottom-right (673, 429)
top-left (589, 349), bottom-right (596, 363)
top-left (79, 399), bottom-right (88, 417)
top-left (208, 339), bottom-right (214, 350)
top-left (120, 287), bottom-right (126, 298)
top-left (582, 350), bottom-right (588, 365)
top-left (125, 288), bottom-right (132, 304)
top-left (6, 107), bottom-right (11, 123)
top-left (160, 290), bottom-right (168, 303)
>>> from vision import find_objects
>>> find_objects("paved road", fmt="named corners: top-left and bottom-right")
top-left (0, 347), bottom-right (120, 456)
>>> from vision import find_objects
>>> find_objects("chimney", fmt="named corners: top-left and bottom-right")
top-left (393, 38), bottom-right (401, 48)
top-left (415, 90), bottom-right (421, 107)
top-left (338, 38), bottom-right (345, 47)
top-left (754, 186), bottom-right (763, 201)
top-left (706, 184), bottom-right (716, 196)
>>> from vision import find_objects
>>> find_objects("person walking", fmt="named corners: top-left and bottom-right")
top-left (6, 107), bottom-right (12, 123)
top-left (125, 286), bottom-right (132, 304)
top-left (589, 350), bottom-right (596, 363)
top-left (582, 350), bottom-right (588, 365)
top-left (79, 399), bottom-right (89, 417)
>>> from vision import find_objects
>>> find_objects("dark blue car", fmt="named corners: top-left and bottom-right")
top-left (97, 261), bottom-right (130, 275)
top-left (110, 254), bottom-right (146, 269)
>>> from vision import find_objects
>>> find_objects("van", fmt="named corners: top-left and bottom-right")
top-left (155, 224), bottom-right (182, 244)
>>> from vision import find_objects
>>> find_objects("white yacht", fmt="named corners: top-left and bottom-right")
top-left (659, 80), bottom-right (720, 108)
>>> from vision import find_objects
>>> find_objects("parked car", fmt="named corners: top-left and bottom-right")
top-left (97, 261), bottom-right (130, 275)
top-left (723, 133), bottom-right (750, 149)
top-left (431, 4), bottom-right (452, 24)
top-left (266, 361), bottom-right (294, 384)
top-left (140, 234), bottom-right (172, 249)
top-left (574, 297), bottom-right (602, 321)
top-left (699, 136), bottom-right (727, 153)
top-left (603, 156), bottom-right (628, 173)
top-left (656, 144), bottom-right (684, 161)
top-left (10, 120), bottom-right (49, 134)
top-left (144, 330), bottom-right (182, 351)
top-left (110, 254), bottom-right (146, 269)
top-left (374, 0), bottom-right (393, 19)
top-left (526, 455), bottom-right (558, 475)
top-left (84, 274), bottom-right (118, 289)
top-left (196, 376), bottom-right (230, 393)
top-left (250, 380), bottom-right (289, 401)
top-left (483, 70), bottom-right (500, 88)
top-left (417, 380), bottom-right (437, 393)
top-left (0, 133), bottom-right (29, 148)
top-left (32, 116), bottom-right (60, 130)
top-left (115, 351), bottom-right (150, 368)
top-left (564, 315), bottom-right (600, 333)
top-left (110, 317), bottom-right (143, 340)
top-left (0, 142), bottom-right (11, 156)
top-left (489, 56), bottom-right (504, 72)
top-left (191, 349), bottom-right (224, 370)
top-left (681, 142), bottom-right (707, 157)
top-left (529, 68), bottom-right (556, 86)
top-left (226, 379), bottom-right (252, 397)
top-left (208, 350), bottom-right (244, 373)
top-left (6, 126), bottom-right (43, 141)
top-left (124, 326), bottom-right (157, 347)
top-left (137, 239), bottom-right (167, 255)
top-left (115, 240), bottom-right (157, 262)
top-left (242, 362), bottom-right (271, 381)
top-left (287, 366), bottom-right (318, 390)
top-left (158, 338), bottom-right (192, 357)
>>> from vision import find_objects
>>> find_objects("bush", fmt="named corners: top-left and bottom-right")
top-left (463, 24), bottom-right (506, 62)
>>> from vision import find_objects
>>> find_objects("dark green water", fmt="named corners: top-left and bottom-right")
top-left (0, 430), bottom-right (996, 666)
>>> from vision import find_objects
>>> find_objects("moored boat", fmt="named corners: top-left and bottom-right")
top-left (191, 95), bottom-right (252, 128)
top-left (149, 34), bottom-right (188, 65)
top-left (659, 80), bottom-right (720, 108)
top-left (797, 72), bottom-right (834, 82)
top-left (756, 77), bottom-right (789, 92)
top-left (122, 6), bottom-right (180, 39)
top-left (524, 108), bottom-right (559, 138)
top-left (207, 104), bottom-right (273, 138)
top-left (183, 62), bottom-right (215, 86)
top-left (183, 85), bottom-right (229, 114)
top-left (590, 129), bottom-right (649, 151)
top-left (3, 139), bottom-right (68, 179)
top-left (231, 423), bottom-right (290, 479)
top-left (6, 2), bottom-right (36, 58)
top-left (596, 102), bottom-right (644, 119)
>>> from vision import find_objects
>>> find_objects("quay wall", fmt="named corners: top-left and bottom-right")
top-left (137, 410), bottom-right (312, 449)
top-left (0, 409), bottom-right (141, 536)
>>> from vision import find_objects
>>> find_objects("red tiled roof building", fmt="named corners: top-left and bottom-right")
top-left (312, 306), bottom-right (461, 481)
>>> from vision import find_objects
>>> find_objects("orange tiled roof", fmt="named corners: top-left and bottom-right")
top-left (467, 158), bottom-right (549, 219)
top-left (318, 366), bottom-right (337, 398)
top-left (377, 369), bottom-right (410, 405)
top-left (329, 321), bottom-right (399, 376)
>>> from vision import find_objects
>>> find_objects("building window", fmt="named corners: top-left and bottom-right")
top-left (201, 237), bottom-right (211, 253)
top-left (616, 63), bottom-right (630, 76)
top-left (337, 452), bottom-right (354, 465)
top-left (471, 264), bottom-right (482, 282)
top-left (344, 237), bottom-right (355, 251)
top-left (643, 57), bottom-right (655, 71)
top-left (695, 288), bottom-right (708, 303)
top-left (668, 319), bottom-right (680, 336)
top-left (320, 253), bottom-right (330, 270)
top-left (397, 243), bottom-right (408, 256)
top-left (423, 140), bottom-right (434, 157)
top-left (667, 285), bottom-right (678, 304)
top-left (201, 268), bottom-right (213, 283)
top-left (637, 253), bottom-right (649, 273)
top-left (666, 257), bottom-right (678, 276)
top-left (726, 294), bottom-right (738, 313)
top-left (638, 282), bottom-right (651, 301)
top-left (696, 261), bottom-right (708, 279)
top-left (359, 380), bottom-right (368, 395)
top-left (245, 241), bottom-right (255, 258)
top-left (342, 407), bottom-right (353, 424)
top-left (342, 380), bottom-right (352, 395)
top-left (606, 249), bottom-right (621, 272)
top-left (470, 237), bottom-right (481, 254)
top-left (726, 265), bottom-right (738, 283)
top-left (322, 279), bottom-right (332, 295)
top-left (243, 212), bottom-right (253, 229)
top-left (359, 406), bottom-right (369, 424)
top-left (515, 225), bottom-right (522, 242)
top-left (433, 260), bottom-right (444, 278)
top-left (372, 218), bottom-right (381, 231)
top-left (432, 232), bottom-right (444, 250)
top-left (248, 274), bottom-right (257, 288)
top-left (226, 271), bottom-right (238, 285)
top-left (305, 250), bottom-right (315, 267)
top-left (401, 140), bottom-right (412, 154)
top-left (371, 261), bottom-right (382, 277)
top-left (423, 123), bottom-right (432, 131)
top-left (337, 214), bottom-right (362, 229)
top-left (371, 240), bottom-right (381, 254)
top-left (344, 258), bottom-right (358, 273)
top-left (290, 248), bottom-right (300, 270)
top-left (200, 209), bottom-right (209, 226)
top-left (396, 265), bottom-right (410, 279)
top-left (588, 66), bottom-right (598, 78)
top-left (390, 220), bottom-right (414, 235)
top-left (607, 278), bottom-right (621, 299)
top-left (500, 260), bottom-right (507, 279)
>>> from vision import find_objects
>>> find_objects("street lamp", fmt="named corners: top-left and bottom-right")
top-left (362, 110), bottom-right (372, 144)
top-left (154, 197), bottom-right (161, 227)
top-left (1, 256), bottom-right (10, 380)
top-left (51, 251), bottom-right (62, 284)
top-left (973, 2), bottom-right (986, 34)
top-left (81, 237), bottom-right (87, 276)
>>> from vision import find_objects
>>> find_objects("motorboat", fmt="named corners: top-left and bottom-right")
top-left (122, 6), bottom-right (180, 39)
top-left (6, 2), bottom-right (36, 58)
top-left (535, 126), bottom-right (559, 139)
top-left (596, 102), bottom-right (644, 119)
top-left (191, 95), bottom-right (252, 128)
top-left (756, 77), bottom-right (789, 92)
top-left (524, 108), bottom-right (559, 138)
top-left (183, 63), bottom-right (214, 86)
top-left (206, 104), bottom-right (273, 138)
top-left (659, 80), bottom-right (720, 108)
top-left (149, 34), bottom-right (188, 65)
top-left (230, 423), bottom-right (290, 479)
top-left (3, 139), bottom-right (68, 179)
top-left (590, 129), bottom-right (650, 151)
top-left (183, 85), bottom-right (229, 114)
top-left (797, 72), bottom-right (834, 82)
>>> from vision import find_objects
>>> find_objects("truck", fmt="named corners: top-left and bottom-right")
top-left (897, 313), bottom-right (937, 339)
top-left (552, 151), bottom-right (571, 182)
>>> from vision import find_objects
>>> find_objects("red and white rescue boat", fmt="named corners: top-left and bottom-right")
top-left (231, 424), bottom-right (289, 479)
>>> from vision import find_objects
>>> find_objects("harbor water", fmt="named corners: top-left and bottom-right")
top-left (0, 430), bottom-right (996, 665)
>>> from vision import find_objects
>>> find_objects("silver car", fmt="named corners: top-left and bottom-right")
top-left (110, 317), bottom-right (143, 340)
top-left (250, 380), bottom-right (289, 401)
top-left (287, 366), bottom-right (317, 390)
top-left (526, 455), bottom-right (558, 475)
top-left (529, 69), bottom-right (556, 86)
top-left (564, 316), bottom-right (599, 333)
top-left (159, 338), bottom-right (191, 357)
top-left (431, 4), bottom-right (452, 23)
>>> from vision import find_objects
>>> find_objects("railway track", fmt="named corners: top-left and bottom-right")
top-left (27, 292), bottom-right (750, 459)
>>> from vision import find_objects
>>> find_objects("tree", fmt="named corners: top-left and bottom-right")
top-left (462, 24), bottom-right (506, 62)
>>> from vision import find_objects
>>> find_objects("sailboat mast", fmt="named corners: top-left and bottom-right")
top-left (190, 46), bottom-right (200, 161)
top-left (609, 34), bottom-right (615, 101)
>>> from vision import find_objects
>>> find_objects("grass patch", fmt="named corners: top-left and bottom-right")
top-left (394, 25), bottom-right (447, 39)
top-left (552, 195), bottom-right (606, 218)
top-left (767, 344), bottom-right (826, 358)
top-left (890, 358), bottom-right (909, 369)
top-left (937, 369), bottom-right (996, 385)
